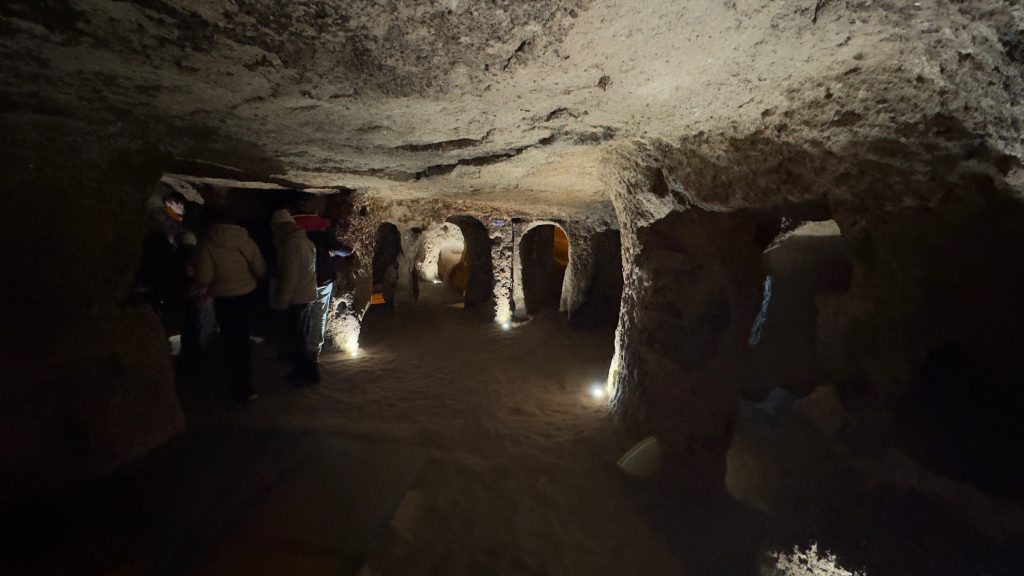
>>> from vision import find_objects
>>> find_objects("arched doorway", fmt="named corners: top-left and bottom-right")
top-left (372, 222), bottom-right (402, 311)
top-left (413, 222), bottom-right (467, 305)
top-left (446, 215), bottom-right (494, 309)
top-left (520, 224), bottom-right (569, 314)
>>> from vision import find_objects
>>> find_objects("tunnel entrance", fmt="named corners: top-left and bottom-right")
top-left (446, 216), bottom-right (494, 309)
top-left (520, 224), bottom-right (569, 315)
top-left (885, 193), bottom-right (1024, 498)
top-left (741, 219), bottom-right (853, 400)
top-left (413, 222), bottom-right (467, 306)
top-left (372, 222), bottom-right (402, 310)
top-left (571, 228), bottom-right (623, 328)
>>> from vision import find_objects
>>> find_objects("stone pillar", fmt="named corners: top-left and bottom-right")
top-left (489, 221), bottom-right (513, 324)
top-left (560, 222), bottom-right (593, 317)
top-left (327, 197), bottom-right (380, 354)
top-left (442, 215), bottom-right (492, 309)
top-left (511, 219), bottom-right (529, 319)
top-left (329, 294), bottom-right (364, 354)
top-left (610, 204), bottom-right (776, 486)
top-left (395, 224), bottom-right (419, 301)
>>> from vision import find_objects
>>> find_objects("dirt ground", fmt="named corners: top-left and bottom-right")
top-left (10, 285), bottom-right (1020, 576)
top-left (229, 287), bottom-right (686, 575)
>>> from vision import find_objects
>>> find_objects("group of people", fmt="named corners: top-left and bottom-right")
top-left (138, 190), bottom-right (351, 403)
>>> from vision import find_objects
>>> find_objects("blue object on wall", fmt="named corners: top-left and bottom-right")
top-left (748, 275), bottom-right (773, 346)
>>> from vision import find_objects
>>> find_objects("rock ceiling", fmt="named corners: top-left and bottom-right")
top-left (1, 1), bottom-right (1021, 213)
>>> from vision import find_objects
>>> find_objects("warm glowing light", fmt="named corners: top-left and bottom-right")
top-left (605, 341), bottom-right (621, 401)
top-left (588, 384), bottom-right (606, 399)
top-left (501, 322), bottom-right (511, 331)
top-left (432, 279), bottom-right (442, 284)
top-left (350, 348), bottom-right (360, 358)
top-left (494, 301), bottom-right (512, 327)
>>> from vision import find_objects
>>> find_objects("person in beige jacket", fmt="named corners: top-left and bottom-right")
top-left (271, 209), bottom-right (320, 384)
top-left (195, 206), bottom-right (266, 400)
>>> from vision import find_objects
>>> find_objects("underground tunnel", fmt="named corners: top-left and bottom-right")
top-left (414, 223), bottom-right (465, 296)
top-left (516, 223), bottom-right (570, 317)
top-left (442, 215), bottom-right (496, 312)
top-left (2, 1), bottom-right (1024, 575)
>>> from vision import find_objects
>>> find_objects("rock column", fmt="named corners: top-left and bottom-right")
top-left (1, 120), bottom-right (184, 508)
top-left (489, 221), bottom-right (514, 324)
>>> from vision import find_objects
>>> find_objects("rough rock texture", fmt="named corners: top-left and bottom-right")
top-left (512, 221), bottom-right (566, 318)
top-left (821, 193), bottom-right (1024, 497)
top-left (446, 216), bottom-right (495, 308)
top-left (739, 221), bottom-right (853, 400)
top-left (3, 0), bottom-right (1020, 206)
top-left (607, 197), bottom-right (779, 483)
top-left (762, 544), bottom-right (864, 576)
top-left (4, 0), bottom-right (1024, 538)
top-left (521, 224), bottom-right (563, 313)
top-left (570, 228), bottom-right (623, 327)
top-left (371, 222), bottom-right (402, 286)
top-left (1, 304), bottom-right (184, 510)
top-left (413, 222), bottom-right (465, 283)
top-left (505, 218), bottom-right (622, 321)
top-left (324, 194), bottom-right (616, 348)
top-left (1, 117), bottom-right (184, 508)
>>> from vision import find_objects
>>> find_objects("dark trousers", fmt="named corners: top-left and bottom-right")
top-left (286, 303), bottom-right (319, 382)
top-left (213, 293), bottom-right (255, 398)
top-left (174, 294), bottom-right (216, 360)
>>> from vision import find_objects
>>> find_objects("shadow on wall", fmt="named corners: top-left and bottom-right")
top-left (874, 191), bottom-right (1024, 499)
top-left (726, 190), bottom-right (1024, 501)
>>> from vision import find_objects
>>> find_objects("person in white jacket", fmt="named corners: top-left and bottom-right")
top-left (271, 208), bottom-right (320, 384)
top-left (195, 206), bottom-right (266, 401)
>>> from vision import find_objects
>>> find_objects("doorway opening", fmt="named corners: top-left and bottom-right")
top-left (520, 224), bottom-right (569, 315)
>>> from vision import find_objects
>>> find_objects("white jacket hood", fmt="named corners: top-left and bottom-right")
top-left (271, 209), bottom-right (294, 225)
top-left (195, 224), bottom-right (267, 298)
top-left (205, 224), bottom-right (254, 247)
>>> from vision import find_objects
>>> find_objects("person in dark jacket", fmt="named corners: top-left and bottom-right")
top-left (138, 191), bottom-right (191, 338)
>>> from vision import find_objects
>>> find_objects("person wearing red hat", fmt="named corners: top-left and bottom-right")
top-left (293, 212), bottom-right (352, 362)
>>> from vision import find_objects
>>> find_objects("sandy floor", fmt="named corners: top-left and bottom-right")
top-left (16, 287), bottom-right (1016, 575)
top-left (229, 293), bottom-right (684, 575)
